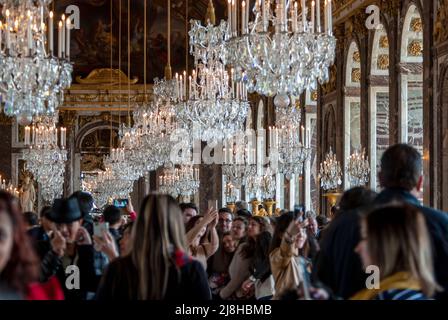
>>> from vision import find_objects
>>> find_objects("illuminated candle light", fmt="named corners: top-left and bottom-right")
top-left (49, 11), bottom-right (54, 54)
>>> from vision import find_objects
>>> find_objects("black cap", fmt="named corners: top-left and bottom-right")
top-left (48, 198), bottom-right (82, 224)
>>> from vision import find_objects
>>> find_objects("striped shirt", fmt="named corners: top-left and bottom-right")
top-left (374, 289), bottom-right (429, 300)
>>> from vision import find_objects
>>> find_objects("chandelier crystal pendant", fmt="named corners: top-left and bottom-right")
top-left (22, 114), bottom-right (67, 202)
top-left (318, 148), bottom-right (342, 191)
top-left (346, 148), bottom-right (370, 187)
top-left (0, 0), bottom-right (73, 123)
top-left (225, 0), bottom-right (336, 107)
top-left (175, 18), bottom-right (249, 142)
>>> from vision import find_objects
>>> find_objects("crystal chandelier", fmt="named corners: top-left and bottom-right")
top-left (22, 114), bottom-right (67, 202)
top-left (0, 173), bottom-right (19, 196)
top-left (81, 169), bottom-right (133, 209)
top-left (222, 132), bottom-right (257, 187)
top-left (269, 122), bottom-right (311, 179)
top-left (346, 148), bottom-right (370, 187)
top-left (225, 181), bottom-right (239, 203)
top-left (174, 18), bottom-right (249, 142)
top-left (225, 0), bottom-right (336, 107)
top-left (260, 166), bottom-right (276, 200)
top-left (318, 148), bottom-right (342, 191)
top-left (103, 145), bottom-right (142, 183)
top-left (0, 0), bottom-right (73, 123)
top-left (158, 164), bottom-right (200, 198)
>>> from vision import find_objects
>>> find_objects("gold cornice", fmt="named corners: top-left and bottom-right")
top-left (333, 0), bottom-right (377, 26)
top-left (75, 68), bottom-right (139, 85)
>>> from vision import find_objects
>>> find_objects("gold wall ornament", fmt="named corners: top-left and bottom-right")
top-left (311, 91), bottom-right (318, 101)
top-left (410, 18), bottom-right (423, 33)
top-left (408, 40), bottom-right (423, 57)
top-left (322, 64), bottom-right (338, 95)
top-left (75, 68), bottom-right (138, 85)
top-left (377, 54), bottom-right (390, 70)
top-left (435, 0), bottom-right (448, 44)
top-left (353, 51), bottom-right (361, 63)
top-left (379, 35), bottom-right (389, 48)
top-left (351, 68), bottom-right (361, 83)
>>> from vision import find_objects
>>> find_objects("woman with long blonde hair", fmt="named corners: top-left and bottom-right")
top-left (352, 204), bottom-right (441, 300)
top-left (96, 194), bottom-right (211, 300)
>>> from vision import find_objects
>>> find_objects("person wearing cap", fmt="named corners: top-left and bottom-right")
top-left (36, 198), bottom-right (97, 300)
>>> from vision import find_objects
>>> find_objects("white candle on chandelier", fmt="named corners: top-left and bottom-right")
top-left (316, 0), bottom-right (321, 32)
top-left (231, 68), bottom-right (235, 98)
top-left (307, 128), bottom-right (311, 147)
top-left (228, 0), bottom-right (232, 33)
top-left (301, 0), bottom-right (306, 32)
top-left (262, 0), bottom-right (267, 31)
top-left (328, 0), bottom-right (332, 35)
top-left (0, 22), bottom-right (3, 51)
top-left (311, 1), bottom-right (315, 33)
top-left (61, 15), bottom-right (66, 57)
top-left (5, 10), bottom-right (10, 50)
top-left (49, 11), bottom-right (54, 54)
top-left (241, 1), bottom-right (246, 34)
top-left (27, 11), bottom-right (33, 53)
top-left (66, 18), bottom-right (71, 60)
top-left (25, 126), bottom-right (30, 145)
top-left (232, 0), bottom-right (236, 35)
top-left (324, 0), bottom-right (328, 34)
top-left (293, 1), bottom-right (298, 32)
top-left (301, 126), bottom-right (305, 145)
top-left (58, 21), bottom-right (62, 57)
top-left (246, 0), bottom-right (250, 33)
top-left (188, 75), bottom-right (192, 99)
top-left (183, 71), bottom-right (187, 99)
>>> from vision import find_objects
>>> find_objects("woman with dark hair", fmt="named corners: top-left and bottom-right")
top-left (219, 216), bottom-right (270, 300)
top-left (337, 187), bottom-right (378, 215)
top-left (96, 194), bottom-right (211, 300)
top-left (352, 204), bottom-right (441, 300)
top-left (269, 212), bottom-right (309, 299)
top-left (185, 209), bottom-right (219, 270)
top-left (0, 191), bottom-right (62, 300)
top-left (241, 217), bottom-right (274, 300)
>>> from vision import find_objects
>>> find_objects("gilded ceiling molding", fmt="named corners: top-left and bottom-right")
top-left (75, 68), bottom-right (138, 85)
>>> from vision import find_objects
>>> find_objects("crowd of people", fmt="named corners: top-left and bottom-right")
top-left (0, 144), bottom-right (448, 300)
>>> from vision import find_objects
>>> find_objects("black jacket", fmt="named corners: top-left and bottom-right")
top-left (96, 254), bottom-right (211, 300)
top-left (37, 240), bottom-right (98, 300)
top-left (314, 188), bottom-right (448, 299)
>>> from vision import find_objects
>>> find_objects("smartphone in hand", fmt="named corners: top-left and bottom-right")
top-left (94, 222), bottom-right (109, 239)
top-left (113, 199), bottom-right (129, 208)
top-left (208, 200), bottom-right (218, 210)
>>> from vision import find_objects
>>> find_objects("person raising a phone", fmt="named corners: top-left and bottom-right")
top-left (269, 212), bottom-right (310, 299)
top-left (36, 198), bottom-right (98, 300)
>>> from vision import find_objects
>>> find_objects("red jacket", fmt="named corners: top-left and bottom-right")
top-left (27, 276), bottom-right (64, 300)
